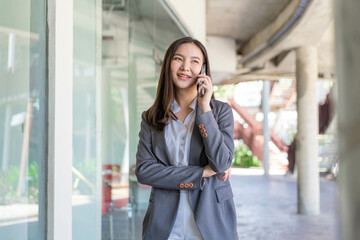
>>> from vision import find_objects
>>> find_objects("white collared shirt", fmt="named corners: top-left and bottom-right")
top-left (165, 98), bottom-right (203, 240)
top-left (165, 98), bottom-right (197, 167)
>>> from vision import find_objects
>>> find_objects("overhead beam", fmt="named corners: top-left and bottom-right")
top-left (219, 74), bottom-right (294, 85)
top-left (240, 0), bottom-right (333, 68)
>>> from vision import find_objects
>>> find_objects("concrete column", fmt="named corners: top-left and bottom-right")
top-left (262, 80), bottom-right (270, 176)
top-left (295, 46), bottom-right (320, 215)
top-left (334, 0), bottom-right (360, 239)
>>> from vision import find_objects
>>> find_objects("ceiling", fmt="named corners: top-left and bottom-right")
top-left (206, 0), bottom-right (291, 43)
top-left (206, 0), bottom-right (335, 85)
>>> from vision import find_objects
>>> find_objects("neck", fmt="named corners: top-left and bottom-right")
top-left (175, 87), bottom-right (197, 109)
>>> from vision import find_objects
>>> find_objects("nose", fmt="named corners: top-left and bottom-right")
top-left (180, 60), bottom-right (191, 71)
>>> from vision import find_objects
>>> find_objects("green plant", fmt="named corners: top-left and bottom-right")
top-left (0, 162), bottom-right (41, 203)
top-left (72, 158), bottom-right (97, 195)
top-left (213, 84), bottom-right (236, 100)
top-left (27, 161), bottom-right (39, 200)
top-left (0, 165), bottom-right (20, 201)
top-left (233, 142), bottom-right (260, 168)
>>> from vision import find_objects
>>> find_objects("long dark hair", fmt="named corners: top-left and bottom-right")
top-left (145, 37), bottom-right (213, 131)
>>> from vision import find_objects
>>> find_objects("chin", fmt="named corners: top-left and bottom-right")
top-left (178, 84), bottom-right (197, 92)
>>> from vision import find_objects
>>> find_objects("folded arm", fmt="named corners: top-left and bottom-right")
top-left (196, 103), bottom-right (235, 173)
top-left (135, 113), bottom-right (206, 191)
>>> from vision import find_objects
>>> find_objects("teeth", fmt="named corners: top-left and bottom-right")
top-left (179, 74), bottom-right (190, 78)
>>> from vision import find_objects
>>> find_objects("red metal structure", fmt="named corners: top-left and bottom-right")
top-left (228, 98), bottom-right (288, 162)
top-left (102, 164), bottom-right (125, 215)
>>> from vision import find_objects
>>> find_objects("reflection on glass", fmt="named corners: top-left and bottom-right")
top-left (73, 0), bottom-right (100, 239)
top-left (101, 1), bottom-right (130, 239)
top-left (0, 1), bottom-right (46, 239)
top-left (71, 0), bottom-right (186, 239)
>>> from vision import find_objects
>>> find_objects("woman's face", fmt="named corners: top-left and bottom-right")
top-left (170, 43), bottom-right (204, 92)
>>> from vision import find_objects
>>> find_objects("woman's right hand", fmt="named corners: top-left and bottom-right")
top-left (202, 164), bottom-right (217, 178)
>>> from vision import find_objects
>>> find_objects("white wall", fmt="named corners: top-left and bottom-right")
top-left (206, 36), bottom-right (237, 84)
top-left (162, 0), bottom-right (206, 44)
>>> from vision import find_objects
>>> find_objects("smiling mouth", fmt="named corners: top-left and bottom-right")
top-left (178, 74), bottom-right (191, 80)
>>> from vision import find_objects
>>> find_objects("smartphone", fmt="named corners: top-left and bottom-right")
top-left (197, 64), bottom-right (207, 96)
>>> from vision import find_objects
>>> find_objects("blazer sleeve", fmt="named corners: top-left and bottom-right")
top-left (135, 112), bottom-right (205, 191)
top-left (196, 102), bottom-right (234, 173)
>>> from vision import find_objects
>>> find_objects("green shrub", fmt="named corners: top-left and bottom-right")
top-left (233, 142), bottom-right (260, 168)
top-left (0, 161), bottom-right (40, 202)
top-left (0, 165), bottom-right (20, 199)
top-left (28, 161), bottom-right (39, 200)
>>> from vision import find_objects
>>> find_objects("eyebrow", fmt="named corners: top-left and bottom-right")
top-left (174, 53), bottom-right (201, 60)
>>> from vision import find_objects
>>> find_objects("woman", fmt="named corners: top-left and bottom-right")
top-left (136, 37), bottom-right (238, 240)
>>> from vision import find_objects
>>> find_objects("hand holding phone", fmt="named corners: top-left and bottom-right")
top-left (197, 64), bottom-right (207, 97)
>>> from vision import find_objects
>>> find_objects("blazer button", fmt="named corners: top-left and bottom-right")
top-left (201, 128), bottom-right (206, 133)
top-left (199, 124), bottom-right (204, 129)
top-left (189, 183), bottom-right (194, 188)
top-left (179, 183), bottom-right (184, 188)
top-left (184, 183), bottom-right (189, 188)
top-left (203, 133), bottom-right (208, 138)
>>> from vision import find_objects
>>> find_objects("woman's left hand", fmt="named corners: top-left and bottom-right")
top-left (196, 74), bottom-right (213, 114)
top-left (222, 167), bottom-right (231, 181)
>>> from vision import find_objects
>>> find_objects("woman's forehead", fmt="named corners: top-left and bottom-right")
top-left (174, 43), bottom-right (203, 59)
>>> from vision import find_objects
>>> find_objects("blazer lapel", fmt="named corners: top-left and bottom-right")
top-left (152, 128), bottom-right (172, 166)
top-left (188, 124), bottom-right (202, 166)
top-left (152, 99), bottom-right (216, 167)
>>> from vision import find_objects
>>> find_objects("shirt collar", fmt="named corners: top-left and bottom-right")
top-left (171, 97), bottom-right (197, 114)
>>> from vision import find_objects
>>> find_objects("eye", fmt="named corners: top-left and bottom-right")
top-left (173, 57), bottom-right (182, 61)
top-left (192, 60), bottom-right (200, 64)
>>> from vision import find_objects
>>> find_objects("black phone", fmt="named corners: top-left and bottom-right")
top-left (197, 64), bottom-right (207, 96)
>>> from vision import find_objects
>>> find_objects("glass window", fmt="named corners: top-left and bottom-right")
top-left (101, 0), bottom-right (130, 239)
top-left (73, 0), bottom-right (101, 239)
top-left (0, 1), bottom-right (47, 239)
top-left (73, 0), bottom-right (186, 239)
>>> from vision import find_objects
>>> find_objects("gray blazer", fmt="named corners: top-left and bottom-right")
top-left (135, 98), bottom-right (238, 240)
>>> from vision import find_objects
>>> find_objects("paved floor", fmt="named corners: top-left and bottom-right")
top-left (102, 171), bottom-right (339, 240)
top-left (232, 173), bottom-right (338, 240)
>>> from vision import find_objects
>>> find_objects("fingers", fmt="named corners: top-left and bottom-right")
top-left (222, 172), bottom-right (228, 181)
top-left (203, 164), bottom-right (217, 178)
top-left (197, 75), bottom-right (212, 97)
top-left (222, 168), bottom-right (232, 181)
top-left (204, 165), bottom-right (232, 180)
top-left (196, 74), bottom-right (211, 86)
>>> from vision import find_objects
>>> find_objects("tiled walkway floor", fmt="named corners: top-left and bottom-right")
top-left (232, 172), bottom-right (338, 240)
